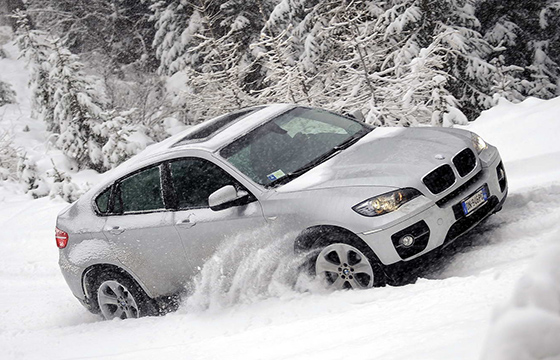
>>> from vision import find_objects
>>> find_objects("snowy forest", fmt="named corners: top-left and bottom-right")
top-left (0, 0), bottom-right (559, 200)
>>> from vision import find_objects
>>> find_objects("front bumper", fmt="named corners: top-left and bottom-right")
top-left (358, 152), bottom-right (507, 265)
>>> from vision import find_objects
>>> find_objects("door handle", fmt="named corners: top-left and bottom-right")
top-left (176, 216), bottom-right (196, 228)
top-left (108, 226), bottom-right (125, 235)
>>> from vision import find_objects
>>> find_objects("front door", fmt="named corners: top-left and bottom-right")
top-left (166, 157), bottom-right (268, 280)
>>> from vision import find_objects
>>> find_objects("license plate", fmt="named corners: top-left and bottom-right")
top-left (461, 186), bottom-right (488, 215)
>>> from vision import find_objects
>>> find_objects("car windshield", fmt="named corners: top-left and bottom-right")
top-left (220, 107), bottom-right (370, 187)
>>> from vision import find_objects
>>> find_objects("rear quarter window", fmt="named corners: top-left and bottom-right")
top-left (95, 187), bottom-right (111, 214)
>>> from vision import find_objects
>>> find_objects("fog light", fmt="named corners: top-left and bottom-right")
top-left (400, 235), bottom-right (414, 247)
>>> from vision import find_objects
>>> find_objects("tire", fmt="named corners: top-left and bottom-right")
top-left (310, 232), bottom-right (385, 290)
top-left (92, 271), bottom-right (156, 320)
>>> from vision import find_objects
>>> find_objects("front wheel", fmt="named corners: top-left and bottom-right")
top-left (315, 243), bottom-right (376, 289)
top-left (310, 233), bottom-right (385, 290)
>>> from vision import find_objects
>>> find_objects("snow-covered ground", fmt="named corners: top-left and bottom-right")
top-left (2, 37), bottom-right (560, 359)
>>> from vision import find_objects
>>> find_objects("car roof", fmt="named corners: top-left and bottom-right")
top-left (132, 103), bottom-right (295, 160)
top-left (85, 104), bottom-right (296, 195)
top-left (173, 103), bottom-right (295, 152)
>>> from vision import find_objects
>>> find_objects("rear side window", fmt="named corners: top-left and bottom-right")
top-left (95, 187), bottom-right (111, 214)
top-left (169, 158), bottom-right (239, 210)
top-left (115, 166), bottom-right (165, 213)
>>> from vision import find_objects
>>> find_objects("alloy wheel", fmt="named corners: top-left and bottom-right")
top-left (315, 243), bottom-right (374, 289)
top-left (97, 280), bottom-right (140, 320)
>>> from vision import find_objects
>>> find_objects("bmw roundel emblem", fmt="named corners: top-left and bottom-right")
top-left (434, 154), bottom-right (445, 160)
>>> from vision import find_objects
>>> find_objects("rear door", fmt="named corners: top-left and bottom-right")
top-left (167, 157), bottom-right (268, 277)
top-left (103, 164), bottom-right (190, 296)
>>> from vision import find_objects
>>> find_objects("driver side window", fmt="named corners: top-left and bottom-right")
top-left (169, 158), bottom-right (240, 210)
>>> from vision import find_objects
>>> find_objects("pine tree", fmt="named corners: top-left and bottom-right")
top-left (0, 79), bottom-right (16, 106)
top-left (15, 12), bottom-right (57, 131)
top-left (151, 0), bottom-right (195, 76)
top-left (252, 25), bottom-right (314, 105)
top-left (17, 154), bottom-right (48, 198)
top-left (26, 0), bottom-right (157, 71)
top-left (526, 39), bottom-right (558, 98)
top-left (489, 54), bottom-right (524, 103)
top-left (17, 10), bottom-right (146, 172)
top-left (0, 131), bottom-right (20, 181)
top-left (48, 39), bottom-right (109, 171)
top-left (98, 111), bottom-right (145, 170)
top-left (375, 0), bottom-right (496, 121)
top-left (182, 4), bottom-right (257, 117)
top-left (48, 161), bottom-right (81, 202)
top-left (477, 0), bottom-right (559, 99)
top-left (255, 1), bottom-right (386, 117)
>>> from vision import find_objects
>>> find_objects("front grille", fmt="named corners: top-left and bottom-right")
top-left (453, 148), bottom-right (476, 177)
top-left (391, 220), bottom-right (430, 259)
top-left (423, 165), bottom-right (455, 194)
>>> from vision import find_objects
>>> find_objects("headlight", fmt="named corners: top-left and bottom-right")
top-left (471, 133), bottom-right (488, 154)
top-left (352, 188), bottom-right (422, 217)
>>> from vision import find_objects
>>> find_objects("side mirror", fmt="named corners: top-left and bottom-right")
top-left (209, 185), bottom-right (249, 211)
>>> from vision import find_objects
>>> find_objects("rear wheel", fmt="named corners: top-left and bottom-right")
top-left (93, 272), bottom-right (155, 320)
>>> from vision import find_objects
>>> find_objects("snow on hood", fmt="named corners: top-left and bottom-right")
top-left (279, 126), bottom-right (472, 192)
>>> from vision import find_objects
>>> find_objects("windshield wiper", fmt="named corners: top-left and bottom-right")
top-left (333, 133), bottom-right (363, 151)
top-left (267, 129), bottom-right (371, 188)
top-left (267, 148), bottom-right (341, 187)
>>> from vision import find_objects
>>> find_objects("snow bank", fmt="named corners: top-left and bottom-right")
top-left (467, 97), bottom-right (560, 360)
top-left (466, 96), bottom-right (560, 163)
top-left (461, 97), bottom-right (560, 191)
top-left (481, 230), bottom-right (560, 360)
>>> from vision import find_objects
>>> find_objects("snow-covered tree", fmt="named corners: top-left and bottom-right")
top-left (15, 12), bottom-right (57, 131)
top-left (26, 0), bottom-right (157, 71)
top-left (526, 39), bottom-right (558, 98)
top-left (477, 0), bottom-right (559, 99)
top-left (47, 161), bottom-right (81, 203)
top-left (152, 0), bottom-right (275, 77)
top-left (0, 79), bottom-right (16, 106)
top-left (17, 154), bottom-right (48, 198)
top-left (374, 0), bottom-right (496, 120)
top-left (182, 10), bottom-right (256, 117)
top-left (489, 54), bottom-right (524, 103)
top-left (252, 25), bottom-right (315, 105)
top-left (16, 10), bottom-right (148, 172)
top-left (98, 111), bottom-right (145, 170)
top-left (254, 1), bottom-right (385, 116)
top-left (0, 131), bottom-right (20, 181)
top-left (47, 39), bottom-right (110, 171)
top-left (152, 0), bottom-right (276, 119)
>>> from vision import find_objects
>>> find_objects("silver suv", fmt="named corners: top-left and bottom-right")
top-left (56, 104), bottom-right (507, 320)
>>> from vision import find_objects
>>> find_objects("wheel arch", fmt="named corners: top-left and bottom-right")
top-left (294, 225), bottom-right (375, 259)
top-left (81, 263), bottom-right (153, 313)
top-left (295, 224), bottom-right (387, 287)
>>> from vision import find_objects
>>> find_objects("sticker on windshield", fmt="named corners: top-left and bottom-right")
top-left (267, 170), bottom-right (286, 181)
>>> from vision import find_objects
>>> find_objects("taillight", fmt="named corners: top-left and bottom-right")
top-left (55, 227), bottom-right (68, 249)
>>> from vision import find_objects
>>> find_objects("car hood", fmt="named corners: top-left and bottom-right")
top-left (278, 126), bottom-right (472, 192)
